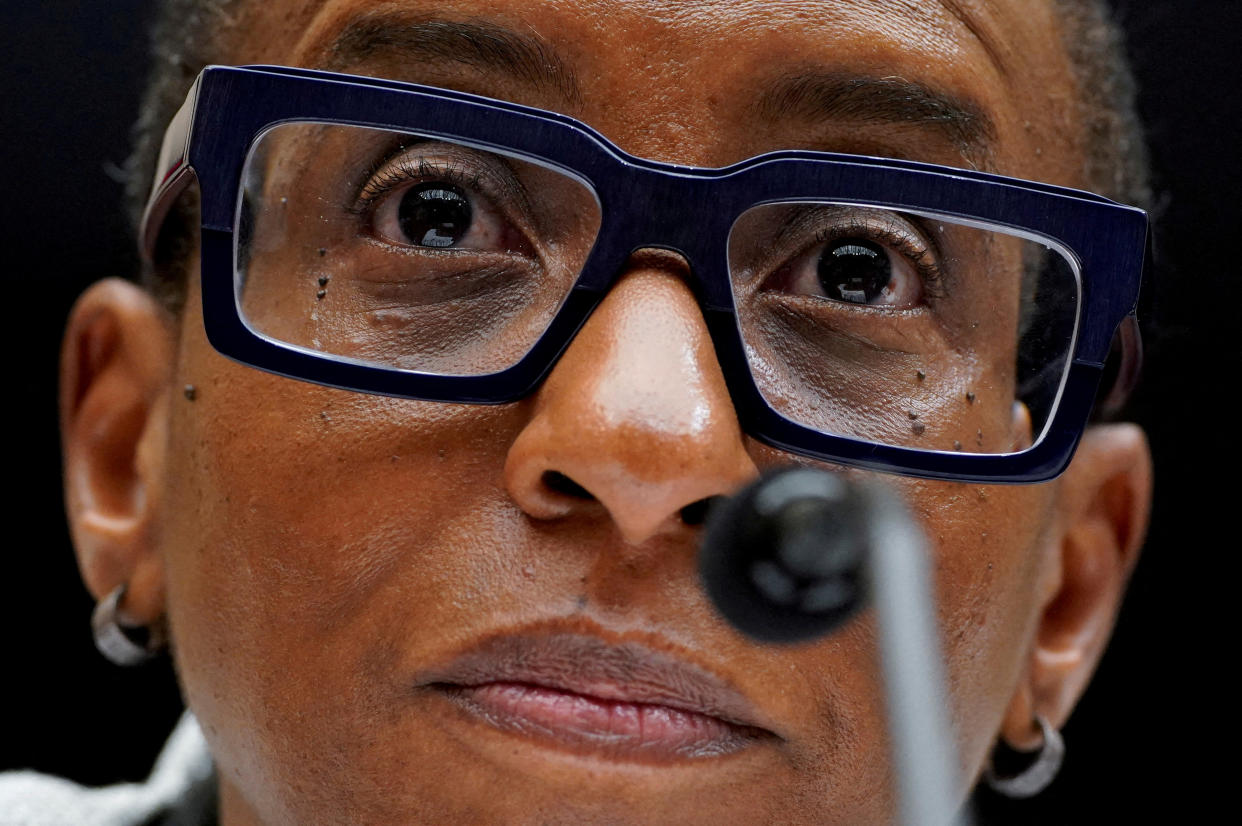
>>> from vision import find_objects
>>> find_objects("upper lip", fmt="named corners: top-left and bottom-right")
top-left (418, 627), bottom-right (780, 737)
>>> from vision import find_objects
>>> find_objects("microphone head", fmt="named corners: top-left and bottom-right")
top-left (700, 468), bottom-right (870, 643)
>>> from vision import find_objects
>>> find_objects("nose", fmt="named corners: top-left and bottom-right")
top-left (504, 254), bottom-right (759, 545)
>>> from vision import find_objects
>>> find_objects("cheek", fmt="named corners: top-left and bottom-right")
top-left (900, 475), bottom-right (1057, 770)
top-left (157, 294), bottom-right (537, 816)
top-left (746, 440), bottom-right (1060, 795)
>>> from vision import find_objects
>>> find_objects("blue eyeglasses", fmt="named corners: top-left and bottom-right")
top-left (142, 65), bottom-right (1148, 484)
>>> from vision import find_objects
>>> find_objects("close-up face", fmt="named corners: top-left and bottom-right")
top-left (57, 1), bottom-right (1155, 824)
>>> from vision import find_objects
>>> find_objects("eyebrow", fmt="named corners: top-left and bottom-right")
top-left (321, 15), bottom-right (994, 164)
top-left (323, 16), bottom-right (583, 106)
top-left (756, 71), bottom-right (997, 165)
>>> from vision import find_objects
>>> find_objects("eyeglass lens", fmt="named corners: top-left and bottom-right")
top-left (237, 122), bottom-right (602, 376)
top-left (236, 122), bottom-right (1078, 456)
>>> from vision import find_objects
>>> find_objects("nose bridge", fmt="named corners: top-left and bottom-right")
top-left (582, 271), bottom-right (715, 453)
top-left (503, 250), bottom-right (758, 546)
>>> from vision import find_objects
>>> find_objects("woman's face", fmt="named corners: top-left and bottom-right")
top-left (77, 1), bottom-right (1149, 823)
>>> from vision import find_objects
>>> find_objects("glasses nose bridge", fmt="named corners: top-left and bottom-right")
top-left (607, 167), bottom-right (737, 310)
top-left (557, 168), bottom-right (752, 433)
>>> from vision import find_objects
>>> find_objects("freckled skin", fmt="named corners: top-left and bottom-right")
top-left (146, 1), bottom-right (1095, 823)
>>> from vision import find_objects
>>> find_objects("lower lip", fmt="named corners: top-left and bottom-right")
top-left (435, 682), bottom-right (761, 760)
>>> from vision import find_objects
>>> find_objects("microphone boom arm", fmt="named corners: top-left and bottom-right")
top-left (867, 486), bottom-right (971, 826)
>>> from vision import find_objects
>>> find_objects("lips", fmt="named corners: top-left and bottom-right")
top-left (419, 630), bottom-right (779, 760)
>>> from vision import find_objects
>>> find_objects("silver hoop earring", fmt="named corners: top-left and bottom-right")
top-left (91, 584), bottom-right (166, 666)
top-left (983, 714), bottom-right (1065, 799)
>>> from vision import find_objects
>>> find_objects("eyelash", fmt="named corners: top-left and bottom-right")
top-left (351, 154), bottom-right (487, 217)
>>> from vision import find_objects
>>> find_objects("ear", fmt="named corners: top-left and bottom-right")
top-left (1000, 423), bottom-right (1153, 749)
top-left (60, 278), bottom-right (176, 627)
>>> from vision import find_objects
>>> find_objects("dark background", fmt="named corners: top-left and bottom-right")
top-left (1, 1), bottom-right (1235, 822)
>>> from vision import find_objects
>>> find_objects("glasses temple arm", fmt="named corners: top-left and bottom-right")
top-left (138, 76), bottom-right (201, 263)
top-left (1097, 227), bottom-right (1151, 418)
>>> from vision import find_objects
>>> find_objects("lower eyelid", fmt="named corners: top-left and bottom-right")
top-left (755, 293), bottom-right (948, 355)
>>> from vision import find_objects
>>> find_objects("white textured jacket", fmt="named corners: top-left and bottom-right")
top-left (0, 715), bottom-right (215, 826)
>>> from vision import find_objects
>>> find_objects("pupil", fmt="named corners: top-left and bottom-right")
top-left (816, 239), bottom-right (891, 304)
top-left (397, 184), bottom-right (472, 248)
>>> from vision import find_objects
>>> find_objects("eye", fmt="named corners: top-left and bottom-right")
top-left (359, 149), bottom-right (536, 257)
top-left (748, 203), bottom-right (948, 311)
top-left (773, 235), bottom-right (925, 308)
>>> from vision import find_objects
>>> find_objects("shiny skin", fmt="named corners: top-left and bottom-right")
top-left (61, 1), bottom-right (1151, 824)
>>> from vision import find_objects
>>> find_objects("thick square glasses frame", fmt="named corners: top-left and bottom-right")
top-left (142, 65), bottom-right (1149, 484)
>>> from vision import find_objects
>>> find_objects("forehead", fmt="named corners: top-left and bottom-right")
top-left (231, 0), bottom-right (1081, 182)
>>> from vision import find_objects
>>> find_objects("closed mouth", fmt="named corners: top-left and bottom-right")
top-left (418, 630), bottom-right (780, 761)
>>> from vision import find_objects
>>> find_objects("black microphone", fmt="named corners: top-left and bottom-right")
top-left (699, 467), bottom-right (871, 643)
top-left (699, 467), bottom-right (971, 826)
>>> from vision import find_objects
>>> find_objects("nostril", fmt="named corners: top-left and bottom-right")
top-left (542, 470), bottom-right (595, 500)
top-left (679, 495), bottom-right (722, 527)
